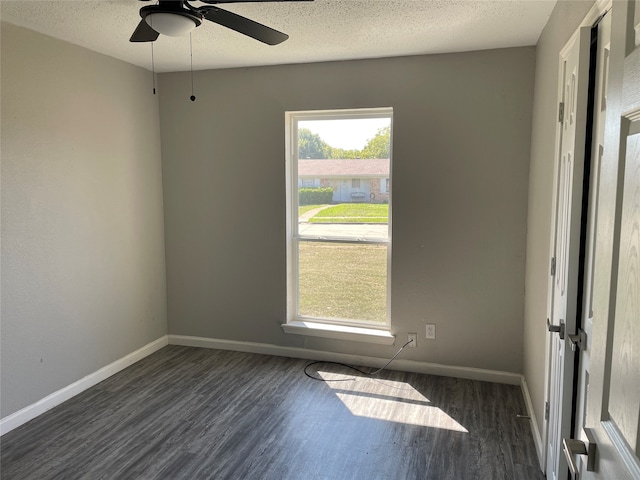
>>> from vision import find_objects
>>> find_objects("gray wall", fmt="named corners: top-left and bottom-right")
top-left (0, 24), bottom-right (167, 417)
top-left (523, 0), bottom-right (595, 438)
top-left (159, 48), bottom-right (535, 373)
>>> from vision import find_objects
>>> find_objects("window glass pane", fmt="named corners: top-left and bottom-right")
top-left (297, 241), bottom-right (388, 323)
top-left (296, 117), bottom-right (391, 241)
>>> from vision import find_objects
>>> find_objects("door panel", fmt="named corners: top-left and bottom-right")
top-left (608, 128), bottom-right (640, 453)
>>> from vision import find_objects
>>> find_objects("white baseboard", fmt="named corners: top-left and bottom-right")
top-left (521, 376), bottom-right (544, 470)
top-left (168, 334), bottom-right (522, 385)
top-left (0, 335), bottom-right (168, 436)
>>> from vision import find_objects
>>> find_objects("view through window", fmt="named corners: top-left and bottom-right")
top-left (287, 109), bottom-right (392, 328)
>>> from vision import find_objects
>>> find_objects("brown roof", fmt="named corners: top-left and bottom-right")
top-left (298, 159), bottom-right (389, 177)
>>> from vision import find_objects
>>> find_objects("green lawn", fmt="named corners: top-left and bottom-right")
top-left (298, 242), bottom-right (387, 323)
top-left (308, 203), bottom-right (388, 223)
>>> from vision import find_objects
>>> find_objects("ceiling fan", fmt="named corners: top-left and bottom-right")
top-left (130, 0), bottom-right (311, 46)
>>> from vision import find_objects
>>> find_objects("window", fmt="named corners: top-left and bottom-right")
top-left (285, 108), bottom-right (392, 333)
top-left (301, 178), bottom-right (315, 187)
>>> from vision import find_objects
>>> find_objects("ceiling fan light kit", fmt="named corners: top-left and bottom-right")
top-left (144, 12), bottom-right (201, 37)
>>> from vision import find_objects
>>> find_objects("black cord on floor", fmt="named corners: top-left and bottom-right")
top-left (303, 338), bottom-right (414, 381)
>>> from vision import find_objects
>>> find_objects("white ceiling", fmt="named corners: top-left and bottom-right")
top-left (1, 0), bottom-right (557, 73)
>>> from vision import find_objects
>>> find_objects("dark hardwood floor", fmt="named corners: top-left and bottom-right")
top-left (1, 346), bottom-right (543, 479)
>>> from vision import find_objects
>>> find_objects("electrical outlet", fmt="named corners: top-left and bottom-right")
top-left (426, 324), bottom-right (436, 339)
top-left (408, 333), bottom-right (417, 347)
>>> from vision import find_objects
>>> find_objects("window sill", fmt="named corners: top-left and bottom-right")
top-left (281, 321), bottom-right (395, 345)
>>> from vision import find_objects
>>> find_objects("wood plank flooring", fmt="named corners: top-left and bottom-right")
top-left (0, 346), bottom-right (544, 479)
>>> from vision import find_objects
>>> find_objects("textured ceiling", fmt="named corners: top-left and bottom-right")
top-left (0, 0), bottom-right (557, 73)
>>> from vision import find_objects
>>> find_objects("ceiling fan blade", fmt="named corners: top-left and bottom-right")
top-left (130, 19), bottom-right (159, 42)
top-left (200, 0), bottom-right (312, 3)
top-left (202, 7), bottom-right (288, 45)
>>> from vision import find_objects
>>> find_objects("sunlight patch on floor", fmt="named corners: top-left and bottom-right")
top-left (318, 371), bottom-right (469, 432)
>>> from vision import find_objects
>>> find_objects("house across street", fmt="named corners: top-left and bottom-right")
top-left (298, 159), bottom-right (390, 204)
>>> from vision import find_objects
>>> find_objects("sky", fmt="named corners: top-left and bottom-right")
top-left (299, 118), bottom-right (390, 150)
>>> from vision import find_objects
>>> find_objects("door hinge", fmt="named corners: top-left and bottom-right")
top-left (545, 401), bottom-right (550, 421)
top-left (550, 257), bottom-right (556, 276)
top-left (559, 102), bottom-right (565, 122)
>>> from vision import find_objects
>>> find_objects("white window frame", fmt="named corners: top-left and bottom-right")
top-left (284, 108), bottom-right (393, 342)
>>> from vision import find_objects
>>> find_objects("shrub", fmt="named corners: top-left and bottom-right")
top-left (299, 187), bottom-right (333, 205)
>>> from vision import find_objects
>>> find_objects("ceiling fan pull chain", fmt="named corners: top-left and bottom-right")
top-left (151, 41), bottom-right (156, 95)
top-left (189, 32), bottom-right (196, 102)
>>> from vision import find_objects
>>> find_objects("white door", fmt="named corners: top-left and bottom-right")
top-left (562, 10), bottom-right (611, 478)
top-left (339, 180), bottom-right (350, 202)
top-left (578, 1), bottom-right (640, 478)
top-left (546, 26), bottom-right (592, 480)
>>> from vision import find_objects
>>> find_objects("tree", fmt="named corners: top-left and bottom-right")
top-left (298, 128), bottom-right (330, 159)
top-left (361, 126), bottom-right (391, 159)
top-left (325, 147), bottom-right (361, 159)
top-left (299, 125), bottom-right (391, 160)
